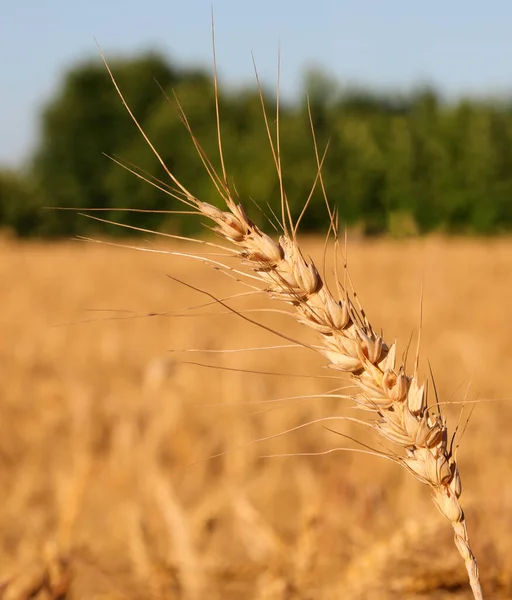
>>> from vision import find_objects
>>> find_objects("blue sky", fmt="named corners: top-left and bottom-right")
top-left (2, 0), bottom-right (512, 166)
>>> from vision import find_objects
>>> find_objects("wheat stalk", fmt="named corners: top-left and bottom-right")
top-left (96, 40), bottom-right (483, 599)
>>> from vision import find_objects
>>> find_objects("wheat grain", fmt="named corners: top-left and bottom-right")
top-left (97, 42), bottom-right (484, 599)
top-left (189, 191), bottom-right (482, 600)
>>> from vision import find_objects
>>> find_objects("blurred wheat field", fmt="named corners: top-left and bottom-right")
top-left (2, 235), bottom-right (512, 599)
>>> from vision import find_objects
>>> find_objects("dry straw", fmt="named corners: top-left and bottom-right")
top-left (94, 38), bottom-right (483, 599)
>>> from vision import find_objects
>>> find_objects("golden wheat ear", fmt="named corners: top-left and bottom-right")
top-left (93, 32), bottom-right (484, 599)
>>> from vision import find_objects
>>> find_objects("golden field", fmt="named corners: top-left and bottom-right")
top-left (2, 235), bottom-right (512, 599)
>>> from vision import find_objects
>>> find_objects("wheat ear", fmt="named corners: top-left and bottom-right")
top-left (193, 200), bottom-right (482, 599)
top-left (97, 45), bottom-right (483, 599)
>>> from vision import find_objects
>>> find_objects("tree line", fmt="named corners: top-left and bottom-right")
top-left (2, 52), bottom-right (512, 238)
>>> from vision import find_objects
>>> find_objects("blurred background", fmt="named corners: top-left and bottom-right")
top-left (3, 0), bottom-right (512, 237)
top-left (2, 2), bottom-right (512, 599)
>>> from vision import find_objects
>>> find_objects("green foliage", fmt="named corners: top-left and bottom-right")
top-left (0, 169), bottom-right (39, 236)
top-left (30, 52), bottom-right (178, 236)
top-left (3, 54), bottom-right (512, 237)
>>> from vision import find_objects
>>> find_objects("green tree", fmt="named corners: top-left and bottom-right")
top-left (31, 53), bottom-right (178, 235)
top-left (17, 54), bottom-right (512, 238)
top-left (0, 169), bottom-right (39, 236)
